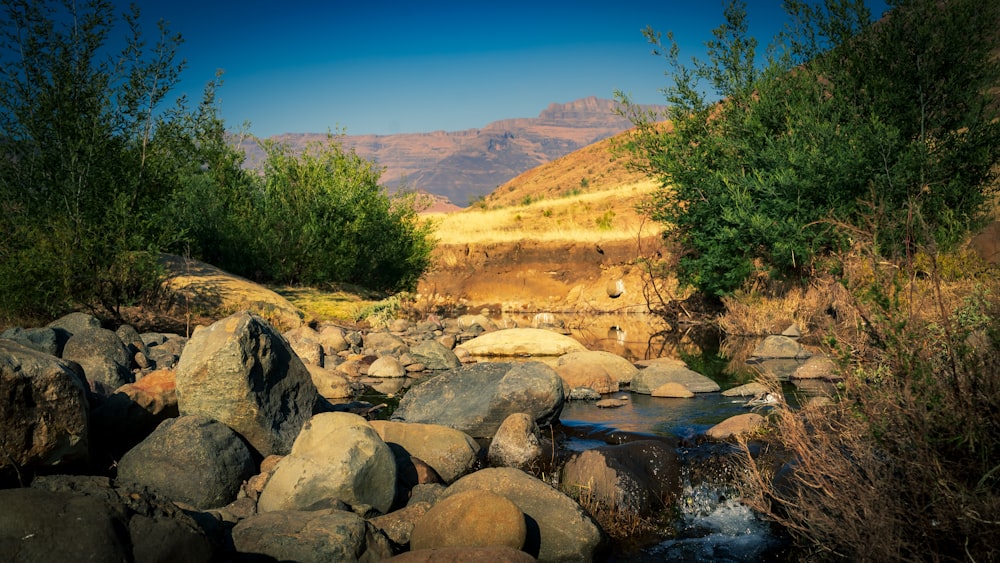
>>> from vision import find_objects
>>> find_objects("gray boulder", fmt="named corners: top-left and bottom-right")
top-left (116, 415), bottom-right (255, 510)
top-left (46, 311), bottom-right (101, 335)
top-left (284, 325), bottom-right (325, 366)
top-left (560, 440), bottom-right (681, 516)
top-left (232, 508), bottom-right (392, 563)
top-left (369, 420), bottom-right (480, 484)
top-left (0, 340), bottom-right (89, 482)
top-left (392, 362), bottom-right (565, 439)
top-left (443, 467), bottom-right (605, 562)
top-left (364, 331), bottom-right (409, 357)
top-left (751, 335), bottom-right (812, 359)
top-left (408, 339), bottom-right (461, 370)
top-left (174, 311), bottom-right (319, 457)
top-left (62, 327), bottom-right (133, 395)
top-left (0, 326), bottom-right (63, 356)
top-left (143, 333), bottom-right (186, 370)
top-left (632, 363), bottom-right (720, 394)
top-left (258, 412), bottom-right (397, 515)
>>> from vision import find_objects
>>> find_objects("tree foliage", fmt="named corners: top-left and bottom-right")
top-left (620, 0), bottom-right (1000, 297)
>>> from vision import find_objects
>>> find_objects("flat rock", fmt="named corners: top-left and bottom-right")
top-left (791, 355), bottom-right (839, 380)
top-left (456, 328), bottom-right (587, 357)
top-left (632, 363), bottom-right (719, 394)
top-left (721, 382), bottom-right (769, 397)
top-left (751, 335), bottom-right (812, 359)
top-left (651, 382), bottom-right (695, 398)
top-left (706, 413), bottom-right (766, 440)
top-left (556, 350), bottom-right (638, 385)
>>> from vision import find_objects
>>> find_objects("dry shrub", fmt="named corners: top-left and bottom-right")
top-left (737, 253), bottom-right (1000, 561)
top-left (570, 483), bottom-right (662, 545)
top-left (718, 274), bottom-right (856, 337)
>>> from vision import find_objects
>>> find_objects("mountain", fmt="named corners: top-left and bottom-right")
top-left (247, 97), bottom-right (666, 207)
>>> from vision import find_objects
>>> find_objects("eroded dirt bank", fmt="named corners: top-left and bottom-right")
top-left (415, 236), bottom-right (669, 315)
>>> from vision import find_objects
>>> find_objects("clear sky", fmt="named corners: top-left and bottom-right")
top-left (127, 0), bottom-right (888, 137)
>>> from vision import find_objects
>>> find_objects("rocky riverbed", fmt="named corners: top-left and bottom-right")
top-left (0, 307), bottom-right (838, 561)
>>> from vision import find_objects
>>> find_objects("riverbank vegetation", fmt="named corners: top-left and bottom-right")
top-left (0, 0), bottom-right (433, 327)
top-left (621, 0), bottom-right (1000, 558)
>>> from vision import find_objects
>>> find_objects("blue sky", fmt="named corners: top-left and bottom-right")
top-left (128, 1), bottom-right (888, 137)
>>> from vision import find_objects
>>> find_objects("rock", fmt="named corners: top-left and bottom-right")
top-left (0, 340), bottom-right (89, 483)
top-left (115, 324), bottom-right (148, 360)
top-left (751, 335), bottom-right (812, 359)
top-left (307, 363), bottom-right (354, 400)
top-left (488, 413), bottom-right (544, 471)
top-left (442, 467), bottom-right (605, 562)
top-left (568, 387), bottom-right (602, 401)
top-left (556, 350), bottom-right (638, 385)
top-left (283, 325), bottom-right (325, 366)
top-left (46, 311), bottom-right (101, 335)
top-left (706, 413), bottom-right (766, 440)
top-left (721, 382), bottom-right (769, 397)
top-left (632, 363), bottom-right (720, 394)
top-left (89, 368), bottom-right (179, 458)
top-left (61, 327), bottom-right (133, 395)
top-left (409, 339), bottom-right (462, 370)
top-left (554, 362), bottom-right (618, 394)
top-left (606, 278), bottom-right (625, 298)
top-left (231, 508), bottom-right (392, 563)
top-left (369, 501), bottom-right (431, 546)
top-left (560, 440), bottom-right (680, 516)
top-left (780, 324), bottom-right (802, 338)
top-left (389, 318), bottom-right (411, 333)
top-left (370, 420), bottom-right (480, 484)
top-left (456, 328), bottom-right (587, 357)
top-left (115, 414), bottom-right (256, 510)
top-left (392, 362), bottom-right (565, 439)
top-left (410, 489), bottom-right (527, 551)
top-left (144, 333), bottom-right (186, 370)
top-left (791, 355), bottom-right (839, 380)
top-left (369, 355), bottom-right (407, 378)
top-left (651, 382), bottom-right (695, 398)
top-left (386, 546), bottom-right (537, 562)
top-left (317, 324), bottom-right (349, 354)
top-left (0, 326), bottom-right (63, 356)
top-left (0, 475), bottom-right (213, 563)
top-left (258, 412), bottom-right (397, 515)
top-left (364, 331), bottom-right (409, 357)
top-left (595, 398), bottom-right (628, 408)
top-left (457, 314), bottom-right (496, 332)
top-left (174, 311), bottom-right (319, 457)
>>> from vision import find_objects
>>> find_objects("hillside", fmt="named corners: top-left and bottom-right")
top-left (243, 97), bottom-right (666, 206)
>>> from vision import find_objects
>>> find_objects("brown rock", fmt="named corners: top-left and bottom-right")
top-left (651, 381), bottom-right (695, 398)
top-left (488, 413), bottom-right (544, 470)
top-left (410, 490), bottom-right (527, 551)
top-left (369, 501), bottom-right (431, 546)
top-left (706, 413), bottom-right (766, 440)
top-left (386, 546), bottom-right (536, 563)
top-left (791, 355), bottom-right (838, 380)
top-left (554, 362), bottom-right (618, 394)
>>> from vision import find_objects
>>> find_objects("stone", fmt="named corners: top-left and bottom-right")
top-left (751, 335), bottom-right (812, 359)
top-left (560, 440), bottom-right (680, 516)
top-left (632, 363), bottom-right (720, 394)
top-left (556, 350), bottom-right (638, 385)
top-left (369, 355), bottom-right (407, 378)
top-left (0, 340), bottom-right (89, 483)
top-left (442, 467), bottom-right (605, 562)
top-left (174, 311), bottom-right (319, 457)
top-left (651, 381), bottom-right (695, 398)
top-left (791, 355), bottom-right (839, 380)
top-left (0, 326), bottom-right (63, 356)
top-left (410, 489), bottom-right (527, 551)
top-left (606, 278), bottom-right (625, 298)
top-left (595, 398), bottom-right (628, 408)
top-left (283, 325), bottom-right (325, 366)
top-left (369, 501), bottom-right (432, 546)
top-left (317, 324), bottom-right (349, 354)
top-left (389, 318), bottom-right (411, 333)
top-left (568, 387), bottom-right (602, 401)
top-left (115, 324), bottom-right (148, 359)
top-left (116, 414), bottom-right (256, 510)
top-left (457, 314), bottom-right (495, 332)
top-left (89, 368), bottom-right (179, 458)
top-left (554, 362), bottom-right (618, 394)
top-left (364, 331), bottom-right (409, 357)
top-left (144, 333), bottom-right (186, 370)
top-left (409, 339), bottom-right (462, 370)
top-left (706, 413), bottom-right (766, 440)
top-left (721, 382), bottom-right (769, 397)
top-left (488, 413), bottom-right (544, 471)
top-left (456, 328), bottom-right (587, 357)
top-left (46, 311), bottom-right (101, 335)
top-left (370, 420), bottom-right (480, 484)
top-left (385, 546), bottom-right (537, 562)
top-left (258, 412), bottom-right (397, 514)
top-left (780, 323), bottom-right (802, 338)
top-left (392, 361), bottom-right (564, 439)
top-left (231, 508), bottom-right (392, 563)
top-left (61, 327), bottom-right (133, 395)
top-left (307, 363), bottom-right (353, 399)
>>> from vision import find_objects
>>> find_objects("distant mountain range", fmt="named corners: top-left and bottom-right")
top-left (242, 97), bottom-right (666, 207)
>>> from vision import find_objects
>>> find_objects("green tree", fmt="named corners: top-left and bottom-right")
top-left (620, 0), bottom-right (1000, 297)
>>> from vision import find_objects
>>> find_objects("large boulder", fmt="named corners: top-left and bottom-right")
top-left (283, 325), bottom-right (325, 366)
top-left (0, 326), bottom-right (63, 356)
top-left (306, 364), bottom-right (353, 400)
top-left (258, 412), bottom-right (397, 514)
top-left (0, 340), bottom-right (89, 482)
top-left (706, 413), bottom-right (766, 440)
top-left (556, 351), bottom-right (638, 385)
top-left (410, 489), bottom-right (527, 551)
top-left (364, 331), bottom-right (409, 357)
top-left (409, 339), bottom-right (462, 370)
top-left (442, 467), bottom-right (605, 562)
top-left (559, 440), bottom-right (681, 516)
top-left (0, 475), bottom-right (213, 563)
top-left (174, 311), bottom-right (319, 457)
top-left (631, 363), bottom-right (720, 394)
top-left (392, 362), bottom-right (564, 439)
top-left (89, 368), bottom-right (179, 458)
top-left (369, 420), bottom-right (480, 484)
top-left (456, 328), bottom-right (587, 357)
top-left (553, 362), bottom-right (618, 395)
top-left (115, 415), bottom-right (256, 510)
top-left (750, 335), bottom-right (812, 359)
top-left (46, 311), bottom-right (101, 335)
top-left (61, 327), bottom-right (133, 395)
top-left (231, 508), bottom-right (392, 563)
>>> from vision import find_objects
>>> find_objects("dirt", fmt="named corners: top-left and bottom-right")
top-left (414, 236), bottom-right (675, 315)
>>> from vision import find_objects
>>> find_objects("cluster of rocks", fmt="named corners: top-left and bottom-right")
top-left (0, 309), bottom-right (835, 561)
